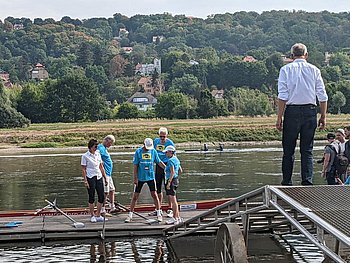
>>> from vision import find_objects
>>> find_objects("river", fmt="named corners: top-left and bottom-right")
top-left (0, 144), bottom-right (328, 262)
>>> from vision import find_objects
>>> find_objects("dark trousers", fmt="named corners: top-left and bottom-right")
top-left (87, 176), bottom-right (105, 204)
top-left (281, 105), bottom-right (317, 186)
top-left (326, 169), bottom-right (337, 185)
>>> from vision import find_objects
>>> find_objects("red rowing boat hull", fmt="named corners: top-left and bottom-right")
top-left (0, 198), bottom-right (232, 218)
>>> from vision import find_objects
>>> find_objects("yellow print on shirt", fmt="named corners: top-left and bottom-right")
top-left (142, 153), bottom-right (152, 160)
top-left (156, 145), bottom-right (165, 151)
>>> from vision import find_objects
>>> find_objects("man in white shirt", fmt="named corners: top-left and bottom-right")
top-left (276, 43), bottom-right (328, 186)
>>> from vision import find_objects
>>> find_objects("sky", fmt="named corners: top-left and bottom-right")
top-left (0, 0), bottom-right (349, 21)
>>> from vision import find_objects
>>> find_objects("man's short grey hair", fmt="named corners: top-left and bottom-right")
top-left (104, 135), bottom-right (115, 143)
top-left (291, 43), bottom-right (308, 57)
top-left (158, 127), bottom-right (168, 135)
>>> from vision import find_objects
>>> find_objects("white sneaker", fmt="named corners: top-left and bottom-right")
top-left (101, 207), bottom-right (106, 214)
top-left (125, 215), bottom-right (132, 223)
top-left (166, 209), bottom-right (173, 218)
top-left (148, 210), bottom-right (158, 216)
top-left (157, 215), bottom-right (163, 222)
top-left (90, 216), bottom-right (97, 223)
top-left (166, 217), bottom-right (176, 225)
top-left (96, 216), bottom-right (107, 222)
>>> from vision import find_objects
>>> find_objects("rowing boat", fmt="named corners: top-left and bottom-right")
top-left (0, 198), bottom-right (232, 218)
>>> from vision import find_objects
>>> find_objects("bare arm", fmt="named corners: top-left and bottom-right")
top-left (166, 166), bottom-right (175, 190)
top-left (322, 153), bottom-right (330, 177)
top-left (318, 101), bottom-right (327, 130)
top-left (276, 99), bottom-right (287, 131)
top-left (133, 164), bottom-right (138, 185)
top-left (81, 165), bottom-right (89, 188)
top-left (159, 161), bottom-right (166, 169)
top-left (99, 163), bottom-right (108, 186)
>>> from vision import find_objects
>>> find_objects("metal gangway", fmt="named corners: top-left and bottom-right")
top-left (164, 185), bottom-right (350, 263)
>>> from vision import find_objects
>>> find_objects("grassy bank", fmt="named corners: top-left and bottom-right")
top-left (1, 115), bottom-right (350, 148)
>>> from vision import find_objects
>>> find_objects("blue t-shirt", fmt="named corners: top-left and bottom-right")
top-left (133, 147), bottom-right (161, 181)
top-left (165, 156), bottom-right (180, 179)
top-left (97, 144), bottom-right (113, 177)
top-left (153, 138), bottom-right (175, 163)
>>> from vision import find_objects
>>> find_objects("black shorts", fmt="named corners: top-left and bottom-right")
top-left (134, 180), bottom-right (156, 193)
top-left (87, 176), bottom-right (105, 204)
top-left (165, 177), bottom-right (179, 196)
top-left (155, 163), bottom-right (166, 194)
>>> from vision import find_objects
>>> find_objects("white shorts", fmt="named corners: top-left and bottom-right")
top-left (104, 176), bottom-right (115, 192)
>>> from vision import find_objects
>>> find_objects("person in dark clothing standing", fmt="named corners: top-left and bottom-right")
top-left (276, 43), bottom-right (328, 186)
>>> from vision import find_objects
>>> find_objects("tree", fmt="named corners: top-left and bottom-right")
top-left (170, 74), bottom-right (201, 97)
top-left (332, 91), bottom-right (346, 114)
top-left (17, 83), bottom-right (45, 123)
top-left (44, 71), bottom-right (109, 122)
top-left (116, 103), bottom-right (139, 119)
top-left (0, 84), bottom-right (29, 128)
top-left (155, 92), bottom-right (190, 119)
top-left (197, 89), bottom-right (218, 118)
top-left (109, 55), bottom-right (128, 78)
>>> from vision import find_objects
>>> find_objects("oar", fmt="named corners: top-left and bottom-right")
top-left (115, 202), bottom-right (159, 225)
top-left (45, 199), bottom-right (85, 229)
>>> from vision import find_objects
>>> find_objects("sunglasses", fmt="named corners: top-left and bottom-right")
top-left (160, 136), bottom-right (166, 138)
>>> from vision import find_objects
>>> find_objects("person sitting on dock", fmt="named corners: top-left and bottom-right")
top-left (152, 127), bottom-right (175, 218)
top-left (125, 138), bottom-right (166, 223)
top-left (163, 145), bottom-right (183, 225)
top-left (97, 135), bottom-right (118, 214)
top-left (81, 139), bottom-right (108, 223)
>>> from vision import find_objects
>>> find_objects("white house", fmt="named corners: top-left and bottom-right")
top-left (127, 92), bottom-right (157, 111)
top-left (135, 58), bottom-right (161, 75)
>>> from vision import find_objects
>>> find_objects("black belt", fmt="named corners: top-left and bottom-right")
top-left (286, 104), bottom-right (316, 107)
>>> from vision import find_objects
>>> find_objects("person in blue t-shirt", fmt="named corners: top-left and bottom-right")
top-left (125, 138), bottom-right (166, 223)
top-left (97, 135), bottom-right (118, 214)
top-left (151, 127), bottom-right (175, 217)
top-left (163, 145), bottom-right (183, 225)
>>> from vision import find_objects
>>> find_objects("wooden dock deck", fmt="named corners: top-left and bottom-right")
top-left (0, 210), bottom-right (204, 243)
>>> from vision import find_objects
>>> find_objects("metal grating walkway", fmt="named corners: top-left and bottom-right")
top-left (279, 186), bottom-right (350, 237)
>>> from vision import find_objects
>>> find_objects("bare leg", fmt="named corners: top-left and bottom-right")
top-left (109, 190), bottom-right (115, 206)
top-left (130, 193), bottom-right (140, 212)
top-left (89, 203), bottom-right (95, 217)
top-left (96, 202), bottom-right (103, 217)
top-left (157, 192), bottom-right (163, 205)
top-left (169, 196), bottom-right (179, 218)
top-left (151, 191), bottom-right (161, 210)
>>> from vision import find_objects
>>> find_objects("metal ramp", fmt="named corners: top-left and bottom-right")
top-left (164, 185), bottom-right (350, 263)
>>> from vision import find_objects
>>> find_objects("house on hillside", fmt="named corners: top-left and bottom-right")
top-left (0, 70), bottom-right (13, 88)
top-left (31, 63), bottom-right (49, 81)
top-left (118, 28), bottom-right (129, 38)
top-left (281, 55), bottom-right (293, 64)
top-left (127, 92), bottom-right (157, 111)
top-left (243, 56), bottom-right (257, 62)
top-left (121, 47), bottom-right (133, 54)
top-left (211, 89), bottom-right (224, 100)
top-left (14, 23), bottom-right (24, 30)
top-left (135, 58), bottom-right (161, 75)
top-left (325, 52), bottom-right (332, 66)
top-left (137, 76), bottom-right (164, 96)
top-left (152, 35), bottom-right (165, 43)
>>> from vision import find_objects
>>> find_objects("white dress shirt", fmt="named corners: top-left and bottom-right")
top-left (81, 150), bottom-right (103, 179)
top-left (278, 59), bottom-right (328, 105)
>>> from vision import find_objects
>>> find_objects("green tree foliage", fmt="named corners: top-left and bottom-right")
top-left (116, 102), bottom-right (139, 119)
top-left (44, 71), bottom-right (109, 122)
top-left (197, 89), bottom-right (218, 118)
top-left (0, 84), bottom-right (29, 128)
top-left (228, 87), bottom-right (274, 116)
top-left (170, 74), bottom-right (201, 97)
top-left (332, 91), bottom-right (346, 114)
top-left (17, 83), bottom-right (45, 123)
top-left (155, 92), bottom-right (190, 119)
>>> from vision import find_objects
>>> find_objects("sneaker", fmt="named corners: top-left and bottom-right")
top-left (166, 209), bottom-right (173, 218)
top-left (90, 216), bottom-right (97, 223)
top-left (176, 217), bottom-right (184, 224)
top-left (148, 210), bottom-right (158, 216)
top-left (157, 215), bottom-right (163, 222)
top-left (96, 216), bottom-right (108, 222)
top-left (166, 217), bottom-right (176, 225)
top-left (109, 207), bottom-right (120, 214)
top-left (125, 215), bottom-right (132, 223)
top-left (101, 207), bottom-right (106, 214)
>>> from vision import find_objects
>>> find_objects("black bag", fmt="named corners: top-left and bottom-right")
top-left (331, 144), bottom-right (349, 176)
